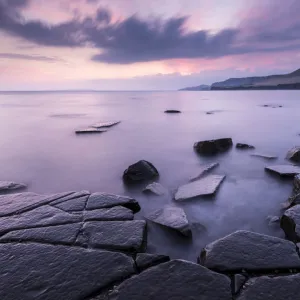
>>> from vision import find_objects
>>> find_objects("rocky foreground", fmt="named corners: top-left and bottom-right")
top-left (1, 188), bottom-right (300, 300)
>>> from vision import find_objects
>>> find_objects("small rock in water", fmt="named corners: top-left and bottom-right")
top-left (265, 165), bottom-right (300, 177)
top-left (286, 146), bottom-right (300, 162)
top-left (164, 110), bottom-right (181, 114)
top-left (267, 215), bottom-right (280, 225)
top-left (146, 205), bottom-right (191, 236)
top-left (92, 121), bottom-right (120, 129)
top-left (175, 175), bottom-right (225, 201)
top-left (143, 182), bottom-right (167, 195)
top-left (260, 104), bottom-right (282, 108)
top-left (75, 128), bottom-right (107, 134)
top-left (123, 160), bottom-right (159, 183)
top-left (50, 113), bottom-right (86, 118)
top-left (0, 181), bottom-right (26, 192)
top-left (189, 162), bottom-right (219, 182)
top-left (251, 153), bottom-right (277, 160)
top-left (236, 143), bottom-right (255, 149)
top-left (194, 138), bottom-right (233, 155)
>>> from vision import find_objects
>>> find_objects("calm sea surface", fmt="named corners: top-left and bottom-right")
top-left (0, 90), bottom-right (299, 261)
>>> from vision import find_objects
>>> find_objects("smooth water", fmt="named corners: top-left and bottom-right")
top-left (0, 90), bottom-right (299, 261)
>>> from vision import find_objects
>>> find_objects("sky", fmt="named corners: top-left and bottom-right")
top-left (1, 0), bottom-right (300, 90)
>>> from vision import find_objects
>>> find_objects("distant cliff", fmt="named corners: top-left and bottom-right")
top-left (179, 84), bottom-right (210, 91)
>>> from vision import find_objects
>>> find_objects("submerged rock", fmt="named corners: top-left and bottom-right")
top-left (0, 181), bottom-right (26, 192)
top-left (189, 162), bottom-right (219, 182)
top-left (75, 128), bottom-right (107, 134)
top-left (143, 182), bottom-right (167, 196)
top-left (175, 175), bottom-right (225, 201)
top-left (265, 165), bottom-right (300, 177)
top-left (146, 205), bottom-right (191, 236)
top-left (164, 110), bottom-right (181, 113)
top-left (236, 143), bottom-right (255, 149)
top-left (92, 121), bottom-right (120, 128)
top-left (251, 153), bottom-right (277, 160)
top-left (286, 146), bottom-right (300, 162)
top-left (135, 253), bottom-right (170, 272)
top-left (260, 104), bottom-right (283, 108)
top-left (110, 260), bottom-right (232, 300)
top-left (281, 205), bottom-right (300, 242)
top-left (200, 230), bottom-right (300, 272)
top-left (194, 138), bottom-right (233, 155)
top-left (123, 160), bottom-right (159, 183)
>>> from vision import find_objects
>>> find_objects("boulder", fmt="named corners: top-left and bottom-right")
top-left (164, 110), bottom-right (181, 113)
top-left (135, 253), bottom-right (170, 272)
top-left (146, 205), bottom-right (191, 236)
top-left (236, 143), bottom-right (255, 149)
top-left (189, 162), bottom-right (219, 182)
top-left (143, 182), bottom-right (167, 195)
top-left (83, 206), bottom-right (134, 221)
top-left (200, 230), bottom-right (300, 272)
top-left (75, 128), bottom-right (107, 134)
top-left (109, 260), bottom-right (232, 300)
top-left (92, 121), bottom-right (120, 128)
top-left (123, 160), bottom-right (159, 183)
top-left (237, 274), bottom-right (300, 300)
top-left (0, 243), bottom-right (135, 300)
top-left (194, 138), bottom-right (233, 155)
top-left (281, 205), bottom-right (300, 242)
top-left (251, 153), bottom-right (277, 160)
top-left (286, 146), bottom-right (300, 162)
top-left (0, 181), bottom-right (26, 192)
top-left (265, 165), bottom-right (300, 177)
top-left (175, 175), bottom-right (225, 201)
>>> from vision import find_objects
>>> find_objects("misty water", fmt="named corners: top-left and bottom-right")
top-left (0, 90), bottom-right (299, 262)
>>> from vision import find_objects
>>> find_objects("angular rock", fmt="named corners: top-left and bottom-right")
top-left (110, 260), bottom-right (232, 300)
top-left (143, 182), bottom-right (167, 195)
top-left (76, 220), bottom-right (147, 252)
top-left (0, 181), bottom-right (26, 192)
top-left (49, 190), bottom-right (90, 205)
top-left (236, 143), bottom-right (255, 149)
top-left (281, 205), bottom-right (300, 242)
top-left (0, 191), bottom-right (74, 217)
top-left (164, 110), bottom-right (181, 113)
top-left (286, 146), bottom-right (300, 162)
top-left (135, 253), bottom-right (170, 272)
top-left (234, 274), bottom-right (247, 294)
top-left (0, 205), bottom-right (81, 236)
top-left (0, 243), bottom-right (135, 300)
top-left (75, 128), bottom-right (107, 134)
top-left (0, 223), bottom-right (82, 245)
top-left (146, 205), bottom-right (191, 236)
top-left (92, 121), bottom-right (120, 128)
top-left (189, 162), bottom-right (219, 182)
top-left (237, 274), bottom-right (300, 300)
top-left (267, 215), bottom-right (280, 226)
top-left (251, 153), bottom-right (277, 160)
top-left (83, 206), bottom-right (134, 221)
top-left (265, 165), bottom-right (300, 177)
top-left (86, 193), bottom-right (140, 213)
top-left (53, 195), bottom-right (88, 212)
top-left (200, 230), bottom-right (300, 272)
top-left (175, 175), bottom-right (225, 201)
top-left (123, 160), bottom-right (159, 183)
top-left (194, 138), bottom-right (233, 155)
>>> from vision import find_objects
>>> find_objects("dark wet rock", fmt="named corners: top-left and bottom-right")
top-left (146, 205), bottom-right (191, 236)
top-left (194, 138), bottom-right (233, 155)
top-left (0, 243), bottom-right (135, 300)
top-left (200, 230), bottom-right (300, 272)
top-left (164, 110), bottom-right (181, 113)
top-left (286, 146), bottom-right (300, 162)
top-left (189, 162), bottom-right (219, 182)
top-left (86, 193), bottom-right (140, 213)
top-left (281, 205), bottom-right (300, 242)
top-left (75, 128), bottom-right (107, 134)
top-left (0, 223), bottom-right (82, 245)
top-left (265, 165), bottom-right (300, 177)
top-left (109, 260), bottom-right (232, 300)
top-left (0, 191), bottom-right (74, 217)
top-left (143, 182), bottom-right (167, 195)
top-left (76, 220), bottom-right (147, 252)
top-left (175, 174), bottom-right (225, 201)
top-left (206, 110), bottom-right (223, 115)
top-left (260, 104), bottom-right (282, 108)
top-left (123, 160), bottom-right (159, 183)
top-left (234, 274), bottom-right (247, 294)
top-left (237, 274), bottom-right (300, 300)
top-left (92, 121), bottom-right (120, 128)
top-left (236, 143), bottom-right (255, 149)
top-left (53, 195), bottom-right (88, 212)
top-left (83, 206), bottom-right (134, 221)
top-left (0, 205), bottom-right (81, 236)
top-left (135, 253), bottom-right (170, 272)
top-left (251, 153), bottom-right (277, 160)
top-left (0, 181), bottom-right (27, 192)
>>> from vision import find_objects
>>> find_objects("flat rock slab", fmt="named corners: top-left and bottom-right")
top-left (83, 206), bottom-right (134, 221)
top-left (238, 274), bottom-right (300, 300)
top-left (175, 175), bottom-right (225, 201)
top-left (92, 121), bottom-right (120, 128)
top-left (189, 162), bottom-right (219, 182)
top-left (123, 160), bottom-right (159, 183)
top-left (135, 253), bottom-right (170, 272)
top-left (110, 260), bottom-right (232, 300)
top-left (251, 153), bottom-right (277, 159)
top-left (265, 165), bottom-right (300, 177)
top-left (281, 205), bottom-right (300, 242)
top-left (200, 230), bottom-right (300, 272)
top-left (0, 181), bottom-right (26, 192)
top-left (86, 193), bottom-right (140, 213)
top-left (76, 220), bottom-right (147, 252)
top-left (0, 243), bottom-right (135, 300)
top-left (75, 128), bottom-right (107, 134)
top-left (194, 138), bottom-right (233, 155)
top-left (50, 113), bottom-right (86, 118)
top-left (146, 205), bottom-right (191, 236)
top-left (143, 182), bottom-right (167, 195)
top-left (53, 195), bottom-right (88, 212)
top-left (286, 146), bottom-right (300, 162)
top-left (49, 190), bottom-right (90, 205)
